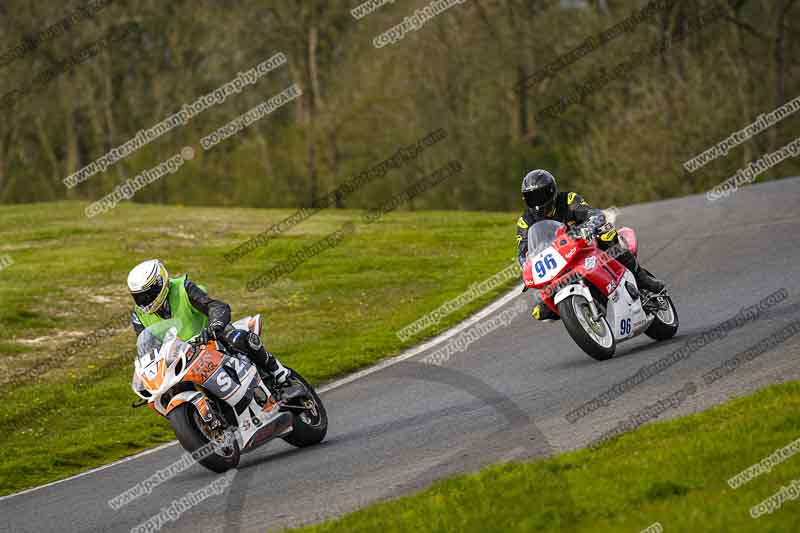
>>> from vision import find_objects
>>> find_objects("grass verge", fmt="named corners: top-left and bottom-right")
top-left (288, 379), bottom-right (800, 533)
top-left (0, 201), bottom-right (519, 496)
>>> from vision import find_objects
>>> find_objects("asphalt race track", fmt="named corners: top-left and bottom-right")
top-left (2, 178), bottom-right (799, 533)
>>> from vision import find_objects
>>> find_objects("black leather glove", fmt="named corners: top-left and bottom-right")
top-left (197, 319), bottom-right (226, 345)
top-left (208, 318), bottom-right (226, 334)
top-left (587, 214), bottom-right (606, 231)
top-left (566, 224), bottom-right (579, 238)
top-left (567, 226), bottom-right (584, 240)
top-left (197, 327), bottom-right (214, 345)
top-left (568, 224), bottom-right (594, 243)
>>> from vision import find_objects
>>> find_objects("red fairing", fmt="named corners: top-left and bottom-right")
top-left (522, 259), bottom-right (535, 288)
top-left (617, 226), bottom-right (637, 257)
top-left (530, 227), bottom-right (629, 315)
top-left (580, 247), bottom-right (627, 296)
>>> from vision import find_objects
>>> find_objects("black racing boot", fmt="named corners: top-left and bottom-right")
top-left (224, 328), bottom-right (290, 385)
top-left (616, 250), bottom-right (665, 294)
top-left (261, 350), bottom-right (290, 385)
top-left (532, 303), bottom-right (560, 322)
top-left (245, 342), bottom-right (290, 386)
top-left (634, 268), bottom-right (665, 294)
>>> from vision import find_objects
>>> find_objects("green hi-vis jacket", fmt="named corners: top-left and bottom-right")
top-left (133, 275), bottom-right (208, 340)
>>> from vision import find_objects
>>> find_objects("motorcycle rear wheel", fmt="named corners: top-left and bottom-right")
top-left (645, 293), bottom-right (679, 341)
top-left (282, 369), bottom-right (328, 448)
top-left (558, 295), bottom-right (616, 361)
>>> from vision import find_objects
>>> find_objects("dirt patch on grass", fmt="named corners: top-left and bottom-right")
top-left (16, 330), bottom-right (85, 346)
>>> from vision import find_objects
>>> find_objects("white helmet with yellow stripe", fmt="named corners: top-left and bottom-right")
top-left (127, 259), bottom-right (169, 314)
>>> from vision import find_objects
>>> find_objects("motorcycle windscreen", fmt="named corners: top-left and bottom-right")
top-left (136, 318), bottom-right (185, 361)
top-left (526, 220), bottom-right (565, 256)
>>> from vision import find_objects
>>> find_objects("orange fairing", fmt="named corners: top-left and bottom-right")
top-left (164, 391), bottom-right (212, 418)
top-left (194, 395), bottom-right (211, 419)
top-left (184, 342), bottom-right (224, 385)
top-left (261, 395), bottom-right (278, 413)
top-left (166, 397), bottom-right (188, 412)
top-left (140, 359), bottom-right (167, 391)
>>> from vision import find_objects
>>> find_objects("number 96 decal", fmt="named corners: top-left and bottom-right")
top-left (531, 247), bottom-right (566, 283)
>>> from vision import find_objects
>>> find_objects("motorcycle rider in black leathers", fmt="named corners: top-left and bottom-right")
top-left (516, 170), bottom-right (664, 321)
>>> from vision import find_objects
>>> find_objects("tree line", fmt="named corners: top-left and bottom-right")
top-left (0, 0), bottom-right (797, 211)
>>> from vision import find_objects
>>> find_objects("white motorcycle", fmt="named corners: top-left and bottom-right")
top-left (132, 316), bottom-right (327, 472)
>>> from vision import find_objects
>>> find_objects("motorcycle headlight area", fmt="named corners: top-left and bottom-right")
top-left (131, 373), bottom-right (151, 398)
top-left (164, 343), bottom-right (187, 375)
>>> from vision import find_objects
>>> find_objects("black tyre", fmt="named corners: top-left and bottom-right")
top-left (282, 369), bottom-right (328, 448)
top-left (167, 403), bottom-right (240, 473)
top-left (645, 294), bottom-right (679, 341)
top-left (557, 295), bottom-right (616, 361)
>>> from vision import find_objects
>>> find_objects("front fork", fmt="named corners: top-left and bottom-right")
top-left (586, 297), bottom-right (602, 321)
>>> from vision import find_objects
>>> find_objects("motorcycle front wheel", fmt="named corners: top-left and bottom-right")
top-left (558, 295), bottom-right (616, 361)
top-left (168, 403), bottom-right (240, 473)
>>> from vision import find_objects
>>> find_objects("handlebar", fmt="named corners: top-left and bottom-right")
top-left (567, 224), bottom-right (594, 243)
top-left (569, 218), bottom-right (614, 243)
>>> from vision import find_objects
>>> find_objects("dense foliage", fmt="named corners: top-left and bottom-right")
top-left (0, 0), bottom-right (797, 209)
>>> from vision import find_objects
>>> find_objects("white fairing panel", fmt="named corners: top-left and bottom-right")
top-left (222, 366), bottom-right (259, 406)
top-left (553, 283), bottom-right (593, 307)
top-left (605, 270), bottom-right (648, 342)
top-left (231, 314), bottom-right (263, 336)
top-left (234, 395), bottom-right (286, 449)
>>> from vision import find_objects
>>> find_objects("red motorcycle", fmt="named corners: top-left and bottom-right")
top-left (522, 220), bottom-right (678, 360)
